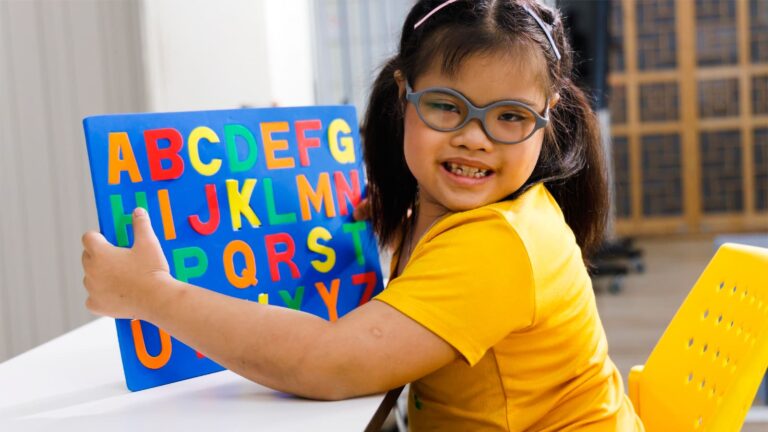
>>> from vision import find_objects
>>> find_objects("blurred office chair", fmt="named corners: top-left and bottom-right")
top-left (628, 243), bottom-right (768, 431)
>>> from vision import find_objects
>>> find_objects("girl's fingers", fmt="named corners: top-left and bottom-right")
top-left (81, 230), bottom-right (108, 251)
top-left (353, 197), bottom-right (371, 221)
top-left (131, 207), bottom-right (162, 251)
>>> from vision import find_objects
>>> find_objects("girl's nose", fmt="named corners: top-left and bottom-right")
top-left (450, 119), bottom-right (494, 152)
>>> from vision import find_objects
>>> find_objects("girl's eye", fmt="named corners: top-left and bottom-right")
top-left (426, 101), bottom-right (460, 113)
top-left (498, 110), bottom-right (526, 122)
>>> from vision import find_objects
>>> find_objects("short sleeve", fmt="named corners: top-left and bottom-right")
top-left (374, 209), bottom-right (535, 366)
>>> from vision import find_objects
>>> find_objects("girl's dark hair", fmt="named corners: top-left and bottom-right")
top-left (362, 0), bottom-right (608, 258)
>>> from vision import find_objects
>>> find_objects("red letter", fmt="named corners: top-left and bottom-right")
top-left (352, 272), bottom-right (378, 306)
top-left (144, 128), bottom-right (185, 181)
top-left (265, 233), bottom-right (300, 282)
top-left (296, 119), bottom-right (322, 167)
top-left (188, 184), bottom-right (220, 235)
top-left (334, 170), bottom-right (361, 217)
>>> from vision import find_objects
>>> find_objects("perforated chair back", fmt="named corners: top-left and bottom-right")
top-left (628, 243), bottom-right (768, 431)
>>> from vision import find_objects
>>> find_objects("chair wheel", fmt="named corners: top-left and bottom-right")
top-left (609, 279), bottom-right (622, 294)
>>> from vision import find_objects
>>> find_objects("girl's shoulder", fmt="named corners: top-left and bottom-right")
top-left (428, 183), bottom-right (565, 238)
top-left (420, 183), bottom-right (578, 268)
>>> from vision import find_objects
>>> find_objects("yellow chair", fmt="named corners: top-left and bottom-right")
top-left (628, 243), bottom-right (768, 431)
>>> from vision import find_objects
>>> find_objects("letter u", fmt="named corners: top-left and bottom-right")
top-left (131, 320), bottom-right (173, 369)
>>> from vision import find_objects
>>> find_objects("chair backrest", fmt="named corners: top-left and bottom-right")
top-left (628, 243), bottom-right (768, 431)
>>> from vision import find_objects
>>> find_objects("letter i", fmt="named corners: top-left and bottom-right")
top-left (157, 189), bottom-right (177, 240)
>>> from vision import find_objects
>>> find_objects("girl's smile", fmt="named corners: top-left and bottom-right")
top-left (441, 158), bottom-right (494, 184)
top-left (398, 50), bottom-right (553, 218)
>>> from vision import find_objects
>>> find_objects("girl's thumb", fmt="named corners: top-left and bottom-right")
top-left (131, 207), bottom-right (161, 250)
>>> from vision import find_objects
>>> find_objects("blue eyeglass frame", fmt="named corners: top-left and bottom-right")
top-left (405, 82), bottom-right (550, 145)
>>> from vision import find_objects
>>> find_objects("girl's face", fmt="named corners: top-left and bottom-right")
top-left (400, 52), bottom-right (551, 217)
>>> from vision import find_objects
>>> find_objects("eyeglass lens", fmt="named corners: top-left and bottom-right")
top-left (417, 90), bottom-right (538, 143)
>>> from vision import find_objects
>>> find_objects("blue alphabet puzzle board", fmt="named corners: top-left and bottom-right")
top-left (83, 105), bottom-right (384, 391)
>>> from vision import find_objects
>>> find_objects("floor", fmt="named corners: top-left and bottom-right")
top-left (595, 235), bottom-right (768, 431)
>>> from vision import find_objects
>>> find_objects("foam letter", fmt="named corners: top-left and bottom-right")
top-left (352, 272), bottom-right (378, 306)
top-left (264, 233), bottom-right (300, 282)
top-left (110, 192), bottom-right (148, 247)
top-left (263, 177), bottom-right (297, 225)
top-left (307, 226), bottom-right (336, 273)
top-left (157, 189), bottom-right (176, 240)
top-left (328, 118), bottom-right (356, 164)
top-left (261, 121), bottom-right (295, 169)
top-left (107, 132), bottom-right (142, 184)
top-left (296, 173), bottom-right (336, 221)
top-left (188, 126), bottom-right (222, 176)
top-left (334, 170), bottom-right (361, 217)
top-left (343, 221), bottom-right (367, 266)
top-left (226, 179), bottom-right (261, 230)
top-left (296, 119), bottom-right (322, 167)
top-left (172, 246), bottom-right (208, 283)
top-left (223, 239), bottom-right (258, 289)
top-left (188, 184), bottom-right (220, 235)
top-left (131, 320), bottom-right (172, 370)
top-left (278, 286), bottom-right (304, 310)
top-left (144, 128), bottom-right (185, 181)
top-left (314, 279), bottom-right (340, 322)
top-left (224, 124), bottom-right (258, 173)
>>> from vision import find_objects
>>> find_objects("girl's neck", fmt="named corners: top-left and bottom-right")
top-left (412, 206), bottom-right (446, 241)
top-left (393, 197), bottom-right (452, 279)
top-left (409, 197), bottom-right (452, 249)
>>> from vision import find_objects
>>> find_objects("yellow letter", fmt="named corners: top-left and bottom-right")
top-left (226, 179), bottom-right (261, 230)
top-left (328, 118), bottom-right (356, 164)
top-left (188, 126), bottom-right (222, 176)
top-left (307, 226), bottom-right (336, 273)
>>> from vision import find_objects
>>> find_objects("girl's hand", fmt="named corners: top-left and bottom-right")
top-left (353, 197), bottom-right (371, 221)
top-left (82, 207), bottom-right (172, 320)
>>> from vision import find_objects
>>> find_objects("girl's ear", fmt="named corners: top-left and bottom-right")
top-left (549, 92), bottom-right (561, 109)
top-left (394, 70), bottom-right (406, 98)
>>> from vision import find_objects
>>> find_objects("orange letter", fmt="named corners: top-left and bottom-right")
top-left (157, 189), bottom-right (176, 240)
top-left (315, 279), bottom-right (340, 322)
top-left (261, 121), bottom-right (295, 169)
top-left (131, 320), bottom-right (172, 370)
top-left (296, 173), bottom-right (336, 221)
top-left (108, 132), bottom-right (142, 184)
top-left (223, 240), bottom-right (258, 289)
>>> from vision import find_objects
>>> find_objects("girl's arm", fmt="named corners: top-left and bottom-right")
top-left (82, 208), bottom-right (456, 400)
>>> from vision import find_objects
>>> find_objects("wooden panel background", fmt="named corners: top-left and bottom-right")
top-left (0, 0), bottom-right (145, 362)
top-left (608, 0), bottom-right (768, 236)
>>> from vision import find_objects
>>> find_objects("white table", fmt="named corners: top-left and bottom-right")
top-left (0, 318), bottom-right (385, 431)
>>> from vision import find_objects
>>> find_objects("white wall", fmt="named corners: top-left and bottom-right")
top-left (0, 0), bottom-right (407, 363)
top-left (0, 0), bottom-right (146, 362)
top-left (141, 0), bottom-right (314, 111)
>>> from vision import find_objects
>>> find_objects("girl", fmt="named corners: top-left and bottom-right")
top-left (82, 0), bottom-right (644, 430)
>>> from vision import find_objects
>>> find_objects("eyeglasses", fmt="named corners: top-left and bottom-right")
top-left (405, 82), bottom-right (550, 145)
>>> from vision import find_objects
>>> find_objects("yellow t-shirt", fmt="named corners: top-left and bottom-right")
top-left (375, 183), bottom-right (644, 431)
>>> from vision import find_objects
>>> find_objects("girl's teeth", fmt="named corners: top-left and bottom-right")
top-left (447, 162), bottom-right (489, 178)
